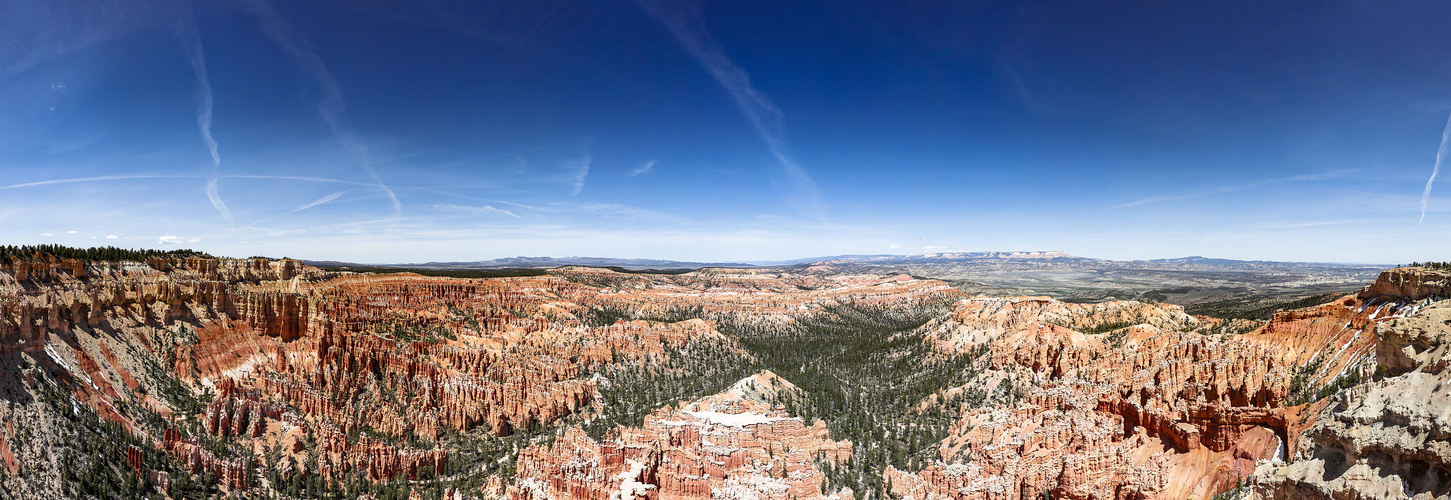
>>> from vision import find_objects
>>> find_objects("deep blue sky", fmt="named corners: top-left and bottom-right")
top-left (2, 0), bottom-right (1447, 263)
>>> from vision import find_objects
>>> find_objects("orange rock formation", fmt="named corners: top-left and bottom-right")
top-left (511, 371), bottom-right (854, 500)
top-left (0, 258), bottom-right (953, 496)
top-left (890, 293), bottom-right (1386, 499)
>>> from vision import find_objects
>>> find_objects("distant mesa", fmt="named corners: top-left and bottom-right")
top-left (302, 251), bottom-right (1394, 274)
top-left (309, 256), bottom-right (758, 271)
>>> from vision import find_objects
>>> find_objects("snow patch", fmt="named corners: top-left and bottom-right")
top-left (45, 341), bottom-right (98, 392)
top-left (1273, 434), bottom-right (1287, 463)
top-left (610, 459), bottom-right (657, 500)
top-left (681, 410), bottom-right (791, 427)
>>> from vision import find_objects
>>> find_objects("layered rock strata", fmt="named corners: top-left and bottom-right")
top-left (890, 292), bottom-right (1385, 499)
top-left (1251, 278), bottom-right (1451, 500)
top-left (0, 259), bottom-right (956, 497)
top-left (4, 254), bottom-right (1431, 500)
top-left (510, 371), bottom-right (854, 500)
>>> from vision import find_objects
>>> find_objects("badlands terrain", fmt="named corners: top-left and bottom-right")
top-left (0, 245), bottom-right (1447, 499)
top-left (330, 252), bottom-right (1383, 322)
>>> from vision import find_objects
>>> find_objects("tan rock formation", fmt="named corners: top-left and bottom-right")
top-left (1250, 296), bottom-right (1451, 500)
top-left (1359, 266), bottom-right (1451, 302)
top-left (511, 371), bottom-right (853, 500)
top-left (11, 254), bottom-right (1424, 500)
top-left (0, 258), bottom-right (954, 496)
top-left (891, 292), bottom-right (1383, 499)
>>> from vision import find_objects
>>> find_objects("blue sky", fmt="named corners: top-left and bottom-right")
top-left (1, 0), bottom-right (1447, 264)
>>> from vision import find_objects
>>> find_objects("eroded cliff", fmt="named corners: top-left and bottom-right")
top-left (1250, 268), bottom-right (1451, 500)
top-left (0, 255), bottom-right (1436, 500)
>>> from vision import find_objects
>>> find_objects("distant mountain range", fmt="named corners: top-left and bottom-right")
top-left (305, 256), bottom-right (755, 270)
top-left (303, 251), bottom-right (1384, 272)
top-left (301, 250), bottom-right (1388, 325)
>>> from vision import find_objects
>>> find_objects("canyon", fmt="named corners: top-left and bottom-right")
top-left (0, 251), bottom-right (1446, 499)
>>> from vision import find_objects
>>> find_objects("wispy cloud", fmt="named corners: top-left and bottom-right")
top-left (628, 159), bottom-right (657, 177)
top-left (105, 234), bottom-right (119, 240)
top-left (1111, 169), bottom-right (1359, 209)
top-left (157, 235), bottom-right (201, 245)
top-left (286, 191), bottom-right (348, 214)
top-left (171, 5), bottom-right (231, 224)
top-left (1, 0), bottom-right (169, 72)
top-left (545, 202), bottom-right (689, 224)
top-left (565, 154), bottom-right (591, 195)
top-left (1421, 112), bottom-right (1450, 225)
top-left (0, 174), bottom-right (196, 190)
top-left (636, 0), bottom-right (826, 220)
top-left (995, 52), bottom-right (1048, 115)
top-left (430, 204), bottom-right (521, 218)
top-left (38, 232), bottom-right (54, 237)
top-left (240, 0), bottom-right (402, 219)
top-left (221, 174), bottom-right (373, 186)
top-left (1246, 219), bottom-right (1370, 230)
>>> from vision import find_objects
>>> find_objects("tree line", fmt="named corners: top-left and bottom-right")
top-left (0, 244), bottom-right (211, 263)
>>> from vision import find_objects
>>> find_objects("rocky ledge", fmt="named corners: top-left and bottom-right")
top-left (1252, 284), bottom-right (1451, 500)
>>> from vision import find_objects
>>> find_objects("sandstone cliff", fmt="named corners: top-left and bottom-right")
top-left (1358, 266), bottom-right (1451, 302)
top-left (0, 258), bottom-right (959, 498)
top-left (889, 292), bottom-right (1382, 500)
top-left (3, 253), bottom-right (1430, 500)
top-left (1251, 271), bottom-right (1451, 500)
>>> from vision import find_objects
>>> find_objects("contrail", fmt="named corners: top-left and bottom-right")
top-left (287, 190), bottom-right (348, 214)
top-left (636, 0), bottom-right (826, 220)
top-left (1421, 112), bottom-right (1451, 225)
top-left (566, 154), bottom-right (591, 195)
top-left (172, 3), bottom-right (231, 223)
top-left (1111, 169), bottom-right (1360, 209)
top-left (0, 174), bottom-right (197, 190)
top-left (222, 174), bottom-right (372, 185)
top-left (628, 159), bottom-right (657, 177)
top-left (239, 0), bottom-right (402, 219)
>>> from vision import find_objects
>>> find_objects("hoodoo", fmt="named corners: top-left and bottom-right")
top-left (0, 253), bottom-right (1445, 499)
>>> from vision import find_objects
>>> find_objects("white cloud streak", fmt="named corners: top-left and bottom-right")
top-left (565, 155), bottom-right (591, 195)
top-left (221, 174), bottom-right (373, 186)
top-left (0, 173), bottom-right (374, 191)
top-left (1421, 111), bottom-right (1450, 225)
top-left (636, 0), bottom-right (826, 220)
top-left (430, 204), bottom-right (521, 218)
top-left (287, 191), bottom-right (348, 214)
top-left (1112, 169), bottom-right (1358, 209)
top-left (1, 0), bottom-right (171, 73)
top-left (172, 5), bottom-right (231, 224)
top-left (157, 235), bottom-right (201, 245)
top-left (541, 202), bottom-right (691, 224)
top-left (628, 159), bottom-right (657, 177)
top-left (0, 174), bottom-right (196, 190)
top-left (239, 0), bottom-right (402, 219)
top-left (1246, 219), bottom-right (1370, 230)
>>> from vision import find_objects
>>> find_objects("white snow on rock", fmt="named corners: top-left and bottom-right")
top-left (610, 459), bottom-right (657, 500)
top-left (681, 410), bottom-right (790, 427)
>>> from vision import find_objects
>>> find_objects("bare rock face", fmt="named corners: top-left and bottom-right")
top-left (890, 293), bottom-right (1383, 500)
top-left (510, 371), bottom-right (854, 500)
top-left (10, 254), bottom-right (1434, 500)
top-left (164, 427), bottom-right (252, 489)
top-left (0, 258), bottom-right (955, 497)
top-left (1375, 299), bottom-right (1451, 376)
top-left (1250, 298), bottom-right (1451, 500)
top-left (1359, 267), bottom-right (1451, 302)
